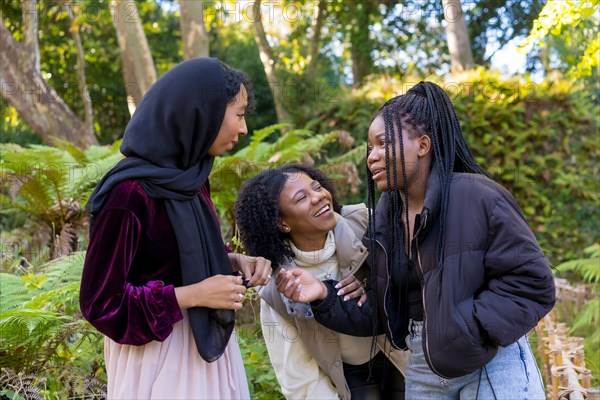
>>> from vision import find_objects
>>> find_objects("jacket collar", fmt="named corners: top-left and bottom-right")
top-left (331, 211), bottom-right (368, 275)
top-left (416, 168), bottom-right (443, 239)
top-left (373, 168), bottom-right (444, 242)
top-left (422, 168), bottom-right (441, 220)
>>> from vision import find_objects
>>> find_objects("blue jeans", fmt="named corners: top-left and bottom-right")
top-left (405, 320), bottom-right (546, 399)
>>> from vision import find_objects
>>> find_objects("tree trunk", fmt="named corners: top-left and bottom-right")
top-left (21, 0), bottom-right (40, 73)
top-left (0, 20), bottom-right (98, 148)
top-left (111, 0), bottom-right (157, 115)
top-left (443, 0), bottom-right (474, 72)
top-left (251, 0), bottom-right (291, 123)
top-left (306, 0), bottom-right (325, 77)
top-left (178, 0), bottom-right (209, 59)
top-left (347, 1), bottom-right (374, 87)
top-left (63, 1), bottom-right (94, 139)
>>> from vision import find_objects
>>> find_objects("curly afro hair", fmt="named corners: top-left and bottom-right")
top-left (234, 164), bottom-right (342, 269)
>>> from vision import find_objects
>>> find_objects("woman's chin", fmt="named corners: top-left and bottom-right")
top-left (375, 181), bottom-right (389, 192)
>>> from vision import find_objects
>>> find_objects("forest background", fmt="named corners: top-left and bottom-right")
top-left (0, 0), bottom-right (598, 398)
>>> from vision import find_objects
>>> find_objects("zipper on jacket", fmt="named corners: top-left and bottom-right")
top-left (416, 222), bottom-right (451, 379)
top-left (376, 238), bottom-right (400, 347)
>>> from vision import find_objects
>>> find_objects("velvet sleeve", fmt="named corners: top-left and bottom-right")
top-left (80, 207), bottom-right (184, 345)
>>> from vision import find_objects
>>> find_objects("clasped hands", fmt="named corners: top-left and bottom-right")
top-left (274, 268), bottom-right (367, 307)
top-left (175, 253), bottom-right (271, 311)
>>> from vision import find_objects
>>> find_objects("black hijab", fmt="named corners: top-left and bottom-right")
top-left (86, 57), bottom-right (235, 362)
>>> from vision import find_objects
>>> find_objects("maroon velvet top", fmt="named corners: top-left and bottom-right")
top-left (80, 179), bottom-right (220, 345)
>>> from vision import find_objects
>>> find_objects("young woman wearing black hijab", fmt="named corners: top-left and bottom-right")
top-left (80, 58), bottom-right (272, 399)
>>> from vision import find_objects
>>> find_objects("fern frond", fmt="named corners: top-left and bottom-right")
top-left (325, 144), bottom-right (366, 165)
top-left (274, 132), bottom-right (338, 161)
top-left (271, 129), bottom-right (314, 150)
top-left (71, 152), bottom-right (123, 203)
top-left (557, 244), bottom-right (600, 283)
top-left (36, 252), bottom-right (85, 290)
top-left (0, 143), bottom-right (24, 154)
top-left (49, 138), bottom-right (89, 164)
top-left (248, 124), bottom-right (291, 148)
top-left (3, 144), bottom-right (75, 167)
top-left (0, 315), bottom-right (75, 372)
top-left (0, 308), bottom-right (72, 342)
top-left (0, 273), bottom-right (29, 312)
top-left (1, 142), bottom-right (122, 255)
top-left (229, 142), bottom-right (274, 162)
top-left (570, 297), bottom-right (600, 332)
top-left (18, 175), bottom-right (56, 215)
top-left (24, 282), bottom-right (80, 311)
top-left (583, 243), bottom-right (600, 258)
top-left (0, 368), bottom-right (43, 400)
top-left (83, 139), bottom-right (122, 160)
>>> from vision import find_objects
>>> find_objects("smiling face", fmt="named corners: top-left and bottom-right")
top-left (367, 114), bottom-right (431, 192)
top-left (278, 172), bottom-right (337, 251)
top-left (208, 84), bottom-right (249, 156)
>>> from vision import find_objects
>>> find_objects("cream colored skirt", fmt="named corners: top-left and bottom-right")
top-left (105, 311), bottom-right (250, 399)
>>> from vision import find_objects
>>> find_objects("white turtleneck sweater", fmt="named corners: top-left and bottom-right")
top-left (260, 231), bottom-right (375, 399)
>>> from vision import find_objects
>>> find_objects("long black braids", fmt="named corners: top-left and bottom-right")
top-left (366, 99), bottom-right (412, 383)
top-left (365, 145), bottom-right (379, 381)
top-left (384, 104), bottom-right (412, 355)
top-left (365, 82), bottom-right (487, 386)
top-left (394, 81), bottom-right (487, 270)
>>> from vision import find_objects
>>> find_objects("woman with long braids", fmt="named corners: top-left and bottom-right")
top-left (80, 58), bottom-right (271, 399)
top-left (275, 82), bottom-right (555, 399)
top-left (234, 164), bottom-right (406, 399)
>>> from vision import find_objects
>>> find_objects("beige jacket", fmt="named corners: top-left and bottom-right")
top-left (259, 204), bottom-right (407, 399)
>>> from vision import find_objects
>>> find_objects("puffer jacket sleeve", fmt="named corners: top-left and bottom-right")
top-left (473, 194), bottom-right (555, 347)
top-left (311, 280), bottom-right (381, 337)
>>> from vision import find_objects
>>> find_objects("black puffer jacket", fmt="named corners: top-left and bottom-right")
top-left (312, 172), bottom-right (555, 378)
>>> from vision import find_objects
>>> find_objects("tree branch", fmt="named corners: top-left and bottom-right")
top-left (62, 1), bottom-right (94, 138)
top-left (0, 20), bottom-right (98, 148)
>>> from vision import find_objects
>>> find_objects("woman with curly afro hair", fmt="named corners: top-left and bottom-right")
top-left (234, 163), bottom-right (406, 400)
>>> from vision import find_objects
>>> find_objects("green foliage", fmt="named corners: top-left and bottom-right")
top-left (0, 140), bottom-right (122, 259)
top-left (209, 19), bottom-right (278, 136)
top-left (0, 273), bottom-right (30, 311)
top-left (1, 0), bottom-right (129, 143)
top-left (521, 0), bottom-right (599, 79)
top-left (299, 85), bottom-right (380, 142)
top-left (451, 69), bottom-right (599, 263)
top-left (0, 252), bottom-right (106, 399)
top-left (0, 107), bottom-right (41, 146)
top-left (295, 69), bottom-right (599, 264)
top-left (556, 244), bottom-right (600, 384)
top-left (465, 1), bottom-right (543, 66)
top-left (237, 325), bottom-right (284, 400)
top-left (210, 124), bottom-right (342, 236)
top-left (557, 244), bottom-right (600, 283)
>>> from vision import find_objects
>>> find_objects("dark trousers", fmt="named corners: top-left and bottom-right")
top-left (343, 351), bottom-right (406, 399)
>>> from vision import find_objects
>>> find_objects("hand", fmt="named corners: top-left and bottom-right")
top-left (175, 274), bottom-right (247, 310)
top-left (229, 253), bottom-right (272, 287)
top-left (275, 268), bottom-right (328, 303)
top-left (335, 275), bottom-right (367, 307)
